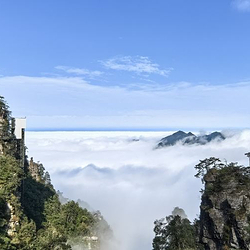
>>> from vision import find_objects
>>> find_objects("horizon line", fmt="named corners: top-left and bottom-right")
top-left (25, 127), bottom-right (246, 132)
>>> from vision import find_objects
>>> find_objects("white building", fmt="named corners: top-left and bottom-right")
top-left (14, 118), bottom-right (26, 140)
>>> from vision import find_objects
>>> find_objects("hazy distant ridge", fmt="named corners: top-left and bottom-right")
top-left (157, 130), bottom-right (225, 148)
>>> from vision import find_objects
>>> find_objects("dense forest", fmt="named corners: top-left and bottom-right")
top-left (0, 96), bottom-right (112, 249)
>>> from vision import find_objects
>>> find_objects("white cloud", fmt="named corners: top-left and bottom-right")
top-left (101, 56), bottom-right (173, 77)
top-left (55, 65), bottom-right (104, 78)
top-left (232, 0), bottom-right (250, 12)
top-left (1, 75), bottom-right (250, 129)
top-left (26, 130), bottom-right (250, 250)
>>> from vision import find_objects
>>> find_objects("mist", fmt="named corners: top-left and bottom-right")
top-left (26, 130), bottom-right (250, 250)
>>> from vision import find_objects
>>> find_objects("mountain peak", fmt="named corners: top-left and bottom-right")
top-left (157, 131), bottom-right (225, 148)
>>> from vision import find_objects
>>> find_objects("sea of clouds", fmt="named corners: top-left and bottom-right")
top-left (26, 130), bottom-right (250, 250)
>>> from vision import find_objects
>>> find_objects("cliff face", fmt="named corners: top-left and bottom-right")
top-left (200, 165), bottom-right (250, 250)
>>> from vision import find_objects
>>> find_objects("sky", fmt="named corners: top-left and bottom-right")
top-left (1, 0), bottom-right (250, 130)
top-left (26, 130), bottom-right (250, 250)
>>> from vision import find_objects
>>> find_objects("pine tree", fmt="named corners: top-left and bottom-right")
top-left (153, 213), bottom-right (197, 250)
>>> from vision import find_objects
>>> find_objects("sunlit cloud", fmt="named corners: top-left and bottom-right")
top-left (101, 55), bottom-right (173, 77)
top-left (232, 0), bottom-right (250, 12)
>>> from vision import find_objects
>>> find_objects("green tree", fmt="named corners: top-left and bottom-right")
top-left (21, 176), bottom-right (55, 229)
top-left (153, 214), bottom-right (197, 250)
top-left (43, 171), bottom-right (51, 186)
top-left (0, 156), bottom-right (23, 197)
top-left (0, 96), bottom-right (12, 138)
top-left (13, 217), bottom-right (36, 250)
top-left (194, 157), bottom-right (224, 182)
top-left (61, 201), bottom-right (95, 238)
top-left (0, 196), bottom-right (11, 249)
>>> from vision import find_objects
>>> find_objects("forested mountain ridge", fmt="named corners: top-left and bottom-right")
top-left (157, 130), bottom-right (225, 148)
top-left (0, 96), bottom-right (112, 250)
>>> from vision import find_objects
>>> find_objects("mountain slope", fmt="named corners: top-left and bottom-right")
top-left (157, 131), bottom-right (225, 148)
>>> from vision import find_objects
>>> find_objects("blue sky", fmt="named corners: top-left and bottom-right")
top-left (1, 0), bottom-right (250, 130)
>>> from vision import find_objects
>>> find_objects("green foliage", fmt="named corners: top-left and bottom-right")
top-left (0, 156), bottom-right (35, 250)
top-left (216, 162), bottom-right (250, 186)
top-left (0, 156), bottom-right (23, 197)
top-left (0, 97), bottom-right (18, 158)
top-left (198, 159), bottom-right (250, 195)
top-left (59, 194), bottom-right (113, 249)
top-left (21, 176), bottom-right (55, 229)
top-left (13, 217), bottom-right (36, 250)
top-left (38, 194), bottom-right (68, 246)
top-left (0, 196), bottom-right (11, 249)
top-left (153, 214), bottom-right (198, 250)
top-left (0, 97), bottom-right (21, 162)
top-left (195, 157), bottom-right (250, 185)
top-left (61, 201), bottom-right (95, 238)
top-left (0, 196), bottom-right (7, 229)
top-left (0, 154), bottom-right (104, 250)
top-left (0, 155), bottom-right (102, 249)
top-left (0, 96), bottom-right (12, 138)
top-left (43, 171), bottom-right (51, 186)
top-left (153, 218), bottom-right (168, 250)
top-left (35, 229), bottom-right (70, 250)
top-left (194, 157), bottom-right (224, 182)
top-left (36, 197), bottom-right (96, 249)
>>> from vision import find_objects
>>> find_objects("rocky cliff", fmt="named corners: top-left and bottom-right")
top-left (199, 162), bottom-right (250, 250)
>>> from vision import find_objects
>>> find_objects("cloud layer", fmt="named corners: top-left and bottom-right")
top-left (26, 130), bottom-right (250, 250)
top-left (1, 75), bottom-right (250, 130)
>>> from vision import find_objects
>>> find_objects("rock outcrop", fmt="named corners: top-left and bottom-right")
top-left (6, 202), bottom-right (19, 237)
top-left (157, 131), bottom-right (225, 148)
top-left (200, 165), bottom-right (250, 249)
top-left (29, 157), bottom-right (44, 182)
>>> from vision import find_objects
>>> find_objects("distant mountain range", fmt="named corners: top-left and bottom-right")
top-left (157, 130), bottom-right (225, 148)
